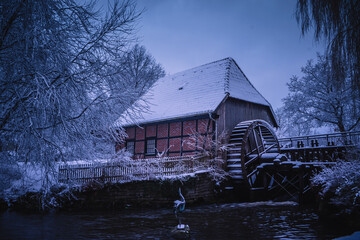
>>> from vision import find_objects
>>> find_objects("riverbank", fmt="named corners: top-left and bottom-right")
top-left (2, 171), bottom-right (222, 212)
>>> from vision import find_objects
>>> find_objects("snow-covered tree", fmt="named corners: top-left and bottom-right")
top-left (282, 55), bottom-right (360, 133)
top-left (0, 0), bottom-right (151, 191)
top-left (275, 107), bottom-right (316, 137)
top-left (119, 44), bottom-right (165, 97)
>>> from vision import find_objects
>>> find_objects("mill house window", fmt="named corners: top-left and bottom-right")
top-left (146, 139), bottom-right (156, 155)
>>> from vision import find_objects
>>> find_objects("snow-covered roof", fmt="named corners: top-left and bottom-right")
top-left (117, 57), bottom-right (273, 127)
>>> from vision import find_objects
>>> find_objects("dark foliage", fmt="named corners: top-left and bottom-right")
top-left (296, 0), bottom-right (360, 94)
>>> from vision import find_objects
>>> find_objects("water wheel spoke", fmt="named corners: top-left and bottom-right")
top-left (244, 144), bottom-right (278, 167)
top-left (244, 155), bottom-right (260, 167)
top-left (247, 168), bottom-right (259, 179)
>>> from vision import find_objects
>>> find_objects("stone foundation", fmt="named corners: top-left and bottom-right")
top-left (68, 172), bottom-right (217, 210)
top-left (11, 172), bottom-right (219, 211)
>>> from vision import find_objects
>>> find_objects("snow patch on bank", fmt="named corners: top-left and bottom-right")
top-left (224, 201), bottom-right (299, 208)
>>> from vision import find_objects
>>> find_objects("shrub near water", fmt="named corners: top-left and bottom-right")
top-left (312, 158), bottom-right (360, 213)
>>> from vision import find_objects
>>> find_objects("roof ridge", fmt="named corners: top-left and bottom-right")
top-left (224, 58), bottom-right (232, 93)
top-left (168, 57), bottom-right (233, 78)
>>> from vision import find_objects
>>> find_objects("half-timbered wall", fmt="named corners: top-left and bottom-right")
top-left (117, 115), bottom-right (216, 159)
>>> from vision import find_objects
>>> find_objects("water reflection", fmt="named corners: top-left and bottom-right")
top-left (0, 201), bottom-right (357, 239)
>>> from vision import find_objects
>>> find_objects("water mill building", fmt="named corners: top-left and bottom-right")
top-left (116, 57), bottom-right (277, 159)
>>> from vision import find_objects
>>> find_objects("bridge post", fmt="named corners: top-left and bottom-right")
top-left (262, 168), bottom-right (268, 200)
top-left (298, 166), bottom-right (304, 204)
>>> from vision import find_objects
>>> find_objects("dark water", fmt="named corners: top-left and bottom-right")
top-left (0, 201), bottom-right (358, 240)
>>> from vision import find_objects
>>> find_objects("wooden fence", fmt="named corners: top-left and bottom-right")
top-left (58, 155), bottom-right (209, 184)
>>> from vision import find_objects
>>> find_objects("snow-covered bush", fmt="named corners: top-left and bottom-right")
top-left (181, 129), bottom-right (229, 181)
top-left (312, 156), bottom-right (360, 208)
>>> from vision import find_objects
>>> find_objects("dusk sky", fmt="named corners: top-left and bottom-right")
top-left (134, 0), bottom-right (326, 109)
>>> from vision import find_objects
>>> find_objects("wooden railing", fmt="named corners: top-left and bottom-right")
top-left (278, 131), bottom-right (360, 149)
top-left (58, 154), bottom-right (209, 184)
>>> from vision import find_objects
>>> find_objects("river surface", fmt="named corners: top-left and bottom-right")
top-left (0, 201), bottom-right (358, 239)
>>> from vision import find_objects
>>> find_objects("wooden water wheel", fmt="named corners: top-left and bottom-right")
top-left (227, 119), bottom-right (284, 188)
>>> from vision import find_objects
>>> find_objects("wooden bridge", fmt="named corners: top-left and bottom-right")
top-left (279, 131), bottom-right (360, 162)
top-left (226, 120), bottom-right (360, 202)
